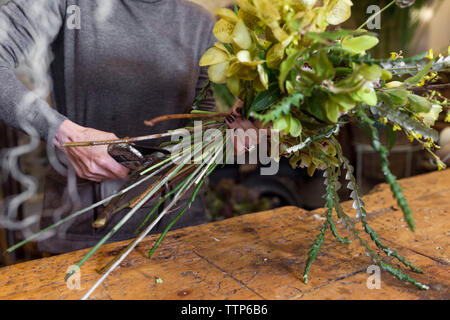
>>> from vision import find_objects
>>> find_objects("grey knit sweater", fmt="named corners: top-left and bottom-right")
top-left (0, 0), bottom-right (216, 253)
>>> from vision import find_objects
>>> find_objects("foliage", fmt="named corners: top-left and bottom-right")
top-left (7, 0), bottom-right (450, 297)
top-left (201, 0), bottom-right (449, 177)
top-left (200, 0), bottom-right (449, 289)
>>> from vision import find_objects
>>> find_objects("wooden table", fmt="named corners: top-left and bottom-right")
top-left (1, 170), bottom-right (449, 300)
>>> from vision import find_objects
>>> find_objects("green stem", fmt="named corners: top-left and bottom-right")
top-left (65, 142), bottom-right (204, 280)
top-left (135, 127), bottom-right (225, 233)
top-left (334, 137), bottom-right (423, 273)
top-left (145, 134), bottom-right (228, 259)
top-left (285, 126), bottom-right (339, 155)
top-left (328, 150), bottom-right (428, 290)
top-left (325, 168), bottom-right (351, 244)
top-left (5, 164), bottom-right (170, 254)
top-left (134, 175), bottom-right (190, 234)
top-left (358, 111), bottom-right (415, 231)
top-left (358, 0), bottom-right (396, 30)
top-left (148, 166), bottom-right (214, 259)
top-left (303, 220), bottom-right (328, 284)
top-left (192, 80), bottom-right (211, 111)
top-left (96, 133), bottom-right (227, 277)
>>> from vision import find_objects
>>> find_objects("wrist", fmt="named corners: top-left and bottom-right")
top-left (53, 120), bottom-right (81, 149)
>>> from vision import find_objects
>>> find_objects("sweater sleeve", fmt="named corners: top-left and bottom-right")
top-left (0, 0), bottom-right (67, 142)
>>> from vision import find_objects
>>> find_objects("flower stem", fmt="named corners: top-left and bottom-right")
top-left (83, 139), bottom-right (224, 299)
top-left (63, 129), bottom-right (192, 147)
top-left (5, 164), bottom-right (169, 254)
top-left (358, 0), bottom-right (396, 30)
top-left (144, 112), bottom-right (228, 127)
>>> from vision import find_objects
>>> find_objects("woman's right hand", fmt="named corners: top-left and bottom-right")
top-left (53, 120), bottom-right (129, 182)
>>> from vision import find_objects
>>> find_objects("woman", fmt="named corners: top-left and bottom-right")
top-left (0, 0), bottom-right (257, 254)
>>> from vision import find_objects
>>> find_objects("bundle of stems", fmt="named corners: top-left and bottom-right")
top-left (4, 106), bottom-right (441, 296)
top-left (5, 113), bottom-right (233, 299)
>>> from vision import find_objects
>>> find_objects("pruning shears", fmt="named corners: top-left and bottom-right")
top-left (93, 143), bottom-right (170, 229)
top-left (107, 143), bottom-right (170, 171)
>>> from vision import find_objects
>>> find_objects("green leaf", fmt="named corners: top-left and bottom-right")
top-left (377, 92), bottom-right (394, 108)
top-left (289, 116), bottom-right (302, 137)
top-left (404, 61), bottom-right (432, 86)
top-left (279, 48), bottom-right (303, 91)
top-left (341, 35), bottom-right (379, 54)
top-left (305, 91), bottom-right (328, 122)
top-left (251, 92), bottom-right (303, 124)
top-left (308, 50), bottom-right (335, 81)
top-left (386, 123), bottom-right (397, 152)
top-left (335, 67), bottom-right (353, 77)
top-left (386, 89), bottom-right (409, 105)
top-left (352, 85), bottom-right (378, 106)
top-left (407, 94), bottom-right (432, 113)
top-left (249, 83), bottom-right (281, 113)
top-left (356, 118), bottom-right (373, 139)
top-left (329, 93), bottom-right (356, 112)
top-left (360, 64), bottom-right (382, 82)
top-left (273, 115), bottom-right (290, 133)
top-left (306, 29), bottom-right (366, 43)
top-left (380, 69), bottom-right (392, 81)
top-left (223, 43), bottom-right (235, 55)
top-left (213, 83), bottom-right (236, 109)
top-left (324, 99), bottom-right (340, 123)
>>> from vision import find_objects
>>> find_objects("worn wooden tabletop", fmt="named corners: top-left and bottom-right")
top-left (0, 170), bottom-right (449, 300)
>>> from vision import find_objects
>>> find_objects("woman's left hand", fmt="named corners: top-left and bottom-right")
top-left (225, 100), bottom-right (266, 155)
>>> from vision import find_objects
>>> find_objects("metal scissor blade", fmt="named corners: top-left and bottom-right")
top-left (108, 143), bottom-right (169, 170)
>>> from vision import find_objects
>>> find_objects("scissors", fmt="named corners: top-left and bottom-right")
top-left (107, 143), bottom-right (170, 171)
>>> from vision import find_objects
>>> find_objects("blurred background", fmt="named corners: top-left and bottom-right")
top-left (0, 0), bottom-right (449, 266)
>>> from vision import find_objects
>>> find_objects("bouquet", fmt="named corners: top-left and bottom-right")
top-left (7, 0), bottom-right (450, 298)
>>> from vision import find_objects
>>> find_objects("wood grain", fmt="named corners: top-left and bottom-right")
top-left (0, 170), bottom-right (449, 300)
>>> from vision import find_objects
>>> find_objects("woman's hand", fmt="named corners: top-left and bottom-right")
top-left (54, 120), bottom-right (130, 182)
top-left (437, 127), bottom-right (450, 166)
top-left (225, 100), bottom-right (267, 155)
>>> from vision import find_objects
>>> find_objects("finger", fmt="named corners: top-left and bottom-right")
top-left (235, 118), bottom-right (258, 131)
top-left (85, 175), bottom-right (103, 183)
top-left (228, 115), bottom-right (259, 132)
top-left (225, 114), bottom-right (237, 128)
top-left (101, 155), bottom-right (130, 179)
top-left (75, 151), bottom-right (112, 181)
top-left (233, 128), bottom-right (256, 154)
top-left (230, 129), bottom-right (246, 155)
top-left (232, 100), bottom-right (244, 116)
top-left (89, 161), bottom-right (118, 181)
top-left (233, 121), bottom-right (259, 147)
top-left (75, 145), bottom-right (121, 180)
top-left (90, 145), bottom-right (128, 180)
top-left (65, 150), bottom-right (103, 182)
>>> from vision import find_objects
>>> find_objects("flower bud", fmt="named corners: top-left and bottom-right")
top-left (385, 81), bottom-right (403, 88)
